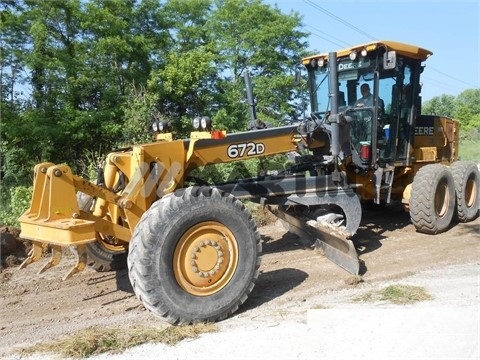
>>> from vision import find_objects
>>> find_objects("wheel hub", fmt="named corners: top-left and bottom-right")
top-left (174, 221), bottom-right (238, 296)
top-left (190, 239), bottom-right (225, 278)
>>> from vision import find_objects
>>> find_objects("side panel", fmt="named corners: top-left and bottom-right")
top-left (186, 125), bottom-right (300, 168)
top-left (413, 115), bottom-right (459, 163)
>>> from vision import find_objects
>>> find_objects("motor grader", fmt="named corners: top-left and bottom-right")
top-left (18, 40), bottom-right (479, 324)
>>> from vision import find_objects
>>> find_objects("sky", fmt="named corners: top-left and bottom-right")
top-left (265, 0), bottom-right (480, 101)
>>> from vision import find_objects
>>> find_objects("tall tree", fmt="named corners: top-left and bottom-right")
top-left (1, 1), bottom-right (38, 187)
top-left (454, 89), bottom-right (480, 132)
top-left (205, 0), bottom-right (308, 130)
top-left (1, 0), bottom-right (309, 186)
top-left (142, 0), bottom-right (308, 135)
top-left (421, 94), bottom-right (456, 118)
top-left (146, 0), bottom-right (214, 135)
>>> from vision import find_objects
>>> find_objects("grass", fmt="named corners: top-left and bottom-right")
top-left (459, 139), bottom-right (480, 163)
top-left (244, 201), bottom-right (277, 226)
top-left (353, 284), bottom-right (433, 305)
top-left (19, 323), bottom-right (218, 358)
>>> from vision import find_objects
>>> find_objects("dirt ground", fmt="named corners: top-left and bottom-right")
top-left (0, 204), bottom-right (479, 359)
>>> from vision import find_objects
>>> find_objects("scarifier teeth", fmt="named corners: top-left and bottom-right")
top-left (18, 241), bottom-right (45, 270)
top-left (62, 244), bottom-right (87, 281)
top-left (37, 245), bottom-right (62, 274)
top-left (18, 243), bottom-right (88, 281)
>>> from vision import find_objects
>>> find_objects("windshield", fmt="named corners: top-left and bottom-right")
top-left (307, 53), bottom-right (419, 164)
top-left (309, 55), bottom-right (395, 113)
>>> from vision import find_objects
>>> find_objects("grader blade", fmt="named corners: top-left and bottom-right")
top-left (269, 206), bottom-right (360, 275)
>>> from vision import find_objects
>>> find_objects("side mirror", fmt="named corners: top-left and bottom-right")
top-left (383, 51), bottom-right (396, 70)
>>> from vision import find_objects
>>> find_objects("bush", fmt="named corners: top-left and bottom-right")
top-left (0, 186), bottom-right (32, 227)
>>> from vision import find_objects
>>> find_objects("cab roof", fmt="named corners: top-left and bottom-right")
top-left (302, 40), bottom-right (433, 64)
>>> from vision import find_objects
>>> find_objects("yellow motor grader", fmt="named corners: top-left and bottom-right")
top-left (18, 40), bottom-right (479, 324)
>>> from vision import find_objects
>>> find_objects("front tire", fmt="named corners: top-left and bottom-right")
top-left (128, 186), bottom-right (262, 324)
top-left (451, 161), bottom-right (480, 222)
top-left (410, 164), bottom-right (455, 234)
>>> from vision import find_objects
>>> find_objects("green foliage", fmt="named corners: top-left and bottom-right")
top-left (0, 186), bottom-right (32, 226)
top-left (422, 94), bottom-right (456, 117)
top-left (121, 84), bottom-right (160, 145)
top-left (0, 144), bottom-right (35, 188)
top-left (1, 0), bottom-right (307, 188)
top-left (423, 89), bottom-right (480, 141)
top-left (455, 89), bottom-right (480, 133)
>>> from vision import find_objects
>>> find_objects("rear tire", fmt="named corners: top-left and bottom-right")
top-left (128, 186), bottom-right (262, 324)
top-left (410, 164), bottom-right (455, 234)
top-left (451, 161), bottom-right (480, 222)
top-left (87, 240), bottom-right (128, 272)
top-left (77, 192), bottom-right (128, 272)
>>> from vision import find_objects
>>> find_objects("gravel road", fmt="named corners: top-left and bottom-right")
top-left (7, 261), bottom-right (479, 360)
top-left (2, 211), bottom-right (479, 360)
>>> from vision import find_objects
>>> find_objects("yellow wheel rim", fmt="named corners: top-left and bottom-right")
top-left (173, 221), bottom-right (239, 296)
top-left (96, 232), bottom-right (127, 252)
top-left (434, 181), bottom-right (449, 217)
top-left (94, 213), bottom-right (127, 252)
top-left (465, 175), bottom-right (477, 207)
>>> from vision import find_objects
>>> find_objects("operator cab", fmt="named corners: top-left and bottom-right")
top-left (303, 40), bottom-right (432, 168)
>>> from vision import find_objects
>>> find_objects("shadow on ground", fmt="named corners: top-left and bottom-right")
top-left (240, 267), bottom-right (308, 312)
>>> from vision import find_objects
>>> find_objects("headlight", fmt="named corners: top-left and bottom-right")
top-left (192, 116), bottom-right (201, 130)
top-left (200, 116), bottom-right (212, 130)
top-left (152, 119), bottom-right (170, 133)
top-left (158, 121), bottom-right (165, 132)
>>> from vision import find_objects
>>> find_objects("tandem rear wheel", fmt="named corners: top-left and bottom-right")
top-left (451, 161), bottom-right (480, 222)
top-left (409, 162), bottom-right (479, 234)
